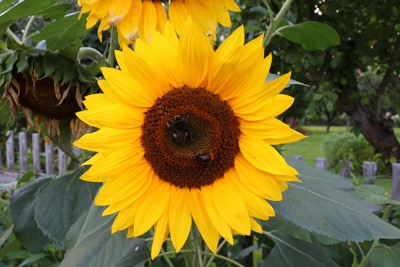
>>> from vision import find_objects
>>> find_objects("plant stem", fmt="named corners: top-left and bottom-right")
top-left (160, 248), bottom-right (175, 267)
top-left (181, 232), bottom-right (194, 267)
top-left (22, 16), bottom-right (35, 44)
top-left (191, 227), bottom-right (204, 267)
top-left (262, 0), bottom-right (294, 48)
top-left (202, 252), bottom-right (245, 267)
top-left (204, 239), bottom-right (227, 267)
top-left (358, 205), bottom-right (394, 267)
top-left (6, 28), bottom-right (22, 45)
top-left (107, 26), bottom-right (116, 66)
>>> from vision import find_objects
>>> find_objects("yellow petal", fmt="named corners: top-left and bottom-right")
top-left (188, 189), bottom-right (219, 254)
top-left (229, 169), bottom-right (275, 220)
top-left (168, 0), bottom-right (189, 36)
top-left (235, 153), bottom-right (284, 201)
top-left (240, 136), bottom-right (297, 176)
top-left (240, 117), bottom-right (305, 144)
top-left (212, 170), bottom-right (251, 235)
top-left (101, 67), bottom-right (157, 108)
top-left (169, 188), bottom-right (192, 252)
top-left (111, 202), bottom-right (138, 232)
top-left (230, 73), bottom-right (291, 119)
top-left (74, 127), bottom-right (141, 153)
top-left (201, 185), bottom-right (233, 244)
top-left (250, 218), bottom-right (263, 233)
top-left (151, 208), bottom-right (170, 259)
top-left (236, 95), bottom-right (293, 122)
top-left (81, 143), bottom-right (144, 179)
top-left (138, 0), bottom-right (157, 41)
top-left (95, 162), bottom-right (153, 206)
top-left (178, 18), bottom-right (214, 88)
top-left (117, 46), bottom-right (170, 100)
top-left (133, 178), bottom-right (170, 236)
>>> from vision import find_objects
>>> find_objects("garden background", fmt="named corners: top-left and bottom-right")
top-left (1, 0), bottom-right (400, 266)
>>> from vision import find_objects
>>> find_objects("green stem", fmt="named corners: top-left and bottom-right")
top-left (6, 28), bottom-right (22, 45)
top-left (202, 252), bottom-right (245, 267)
top-left (204, 239), bottom-right (227, 267)
top-left (77, 47), bottom-right (104, 63)
top-left (358, 205), bottom-right (394, 267)
top-left (181, 233), bottom-right (194, 267)
top-left (22, 16), bottom-right (36, 44)
top-left (262, 0), bottom-right (294, 48)
top-left (191, 227), bottom-right (204, 267)
top-left (159, 248), bottom-right (175, 267)
top-left (106, 26), bottom-right (116, 66)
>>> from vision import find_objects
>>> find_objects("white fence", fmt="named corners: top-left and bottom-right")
top-left (0, 131), bottom-right (78, 183)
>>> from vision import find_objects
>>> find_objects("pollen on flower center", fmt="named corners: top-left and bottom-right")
top-left (141, 87), bottom-right (240, 188)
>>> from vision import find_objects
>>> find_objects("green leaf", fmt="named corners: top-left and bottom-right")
top-left (0, 0), bottom-right (18, 14)
top-left (34, 167), bottom-right (100, 245)
top-left (61, 205), bottom-right (150, 267)
top-left (266, 73), bottom-right (309, 87)
top-left (0, 0), bottom-right (61, 35)
top-left (31, 13), bottom-right (88, 51)
top-left (370, 243), bottom-right (400, 267)
top-left (356, 185), bottom-right (400, 206)
top-left (273, 158), bottom-right (400, 241)
top-left (10, 177), bottom-right (52, 253)
top-left (0, 51), bottom-right (17, 74)
top-left (262, 213), bottom-right (312, 242)
top-left (278, 21), bottom-right (340, 51)
top-left (259, 232), bottom-right (338, 267)
top-left (18, 253), bottom-right (47, 267)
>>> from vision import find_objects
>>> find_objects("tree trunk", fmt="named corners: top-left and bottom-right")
top-left (338, 86), bottom-right (400, 164)
top-left (337, 34), bottom-right (400, 166)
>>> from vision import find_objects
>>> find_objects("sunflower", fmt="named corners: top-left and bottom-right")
top-left (77, 0), bottom-right (240, 44)
top-left (74, 20), bottom-right (305, 259)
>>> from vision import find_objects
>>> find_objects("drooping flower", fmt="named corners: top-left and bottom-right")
top-left (74, 20), bottom-right (305, 259)
top-left (77, 0), bottom-right (240, 44)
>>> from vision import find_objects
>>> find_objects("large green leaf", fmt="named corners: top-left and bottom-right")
top-left (262, 213), bottom-right (312, 242)
top-left (10, 177), bottom-right (53, 253)
top-left (273, 158), bottom-right (400, 241)
top-left (0, 0), bottom-right (66, 35)
top-left (34, 167), bottom-right (100, 244)
top-left (61, 205), bottom-right (150, 267)
top-left (31, 13), bottom-right (89, 51)
top-left (259, 232), bottom-right (338, 267)
top-left (278, 21), bottom-right (340, 51)
top-left (370, 242), bottom-right (400, 267)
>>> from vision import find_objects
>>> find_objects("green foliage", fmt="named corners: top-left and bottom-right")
top-left (1, 0), bottom-right (400, 266)
top-left (6, 158), bottom-right (400, 266)
top-left (322, 132), bottom-right (375, 176)
top-left (278, 21), bottom-right (340, 51)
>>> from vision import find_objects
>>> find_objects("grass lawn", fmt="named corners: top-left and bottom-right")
top-left (281, 125), bottom-right (349, 166)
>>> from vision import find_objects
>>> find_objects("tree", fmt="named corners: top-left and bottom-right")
top-left (262, 0), bottom-right (400, 164)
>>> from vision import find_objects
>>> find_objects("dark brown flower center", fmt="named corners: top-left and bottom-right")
top-left (141, 87), bottom-right (240, 188)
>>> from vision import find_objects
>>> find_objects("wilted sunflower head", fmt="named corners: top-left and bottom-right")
top-left (78, 0), bottom-right (240, 44)
top-left (74, 19), bottom-right (305, 259)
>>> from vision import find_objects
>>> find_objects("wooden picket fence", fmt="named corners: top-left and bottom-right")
top-left (293, 155), bottom-right (400, 202)
top-left (0, 131), bottom-right (80, 183)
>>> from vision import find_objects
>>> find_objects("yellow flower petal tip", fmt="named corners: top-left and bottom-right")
top-left (77, 0), bottom-right (240, 44)
top-left (75, 19), bottom-right (304, 258)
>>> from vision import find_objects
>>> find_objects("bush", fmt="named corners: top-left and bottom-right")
top-left (322, 132), bottom-right (374, 176)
